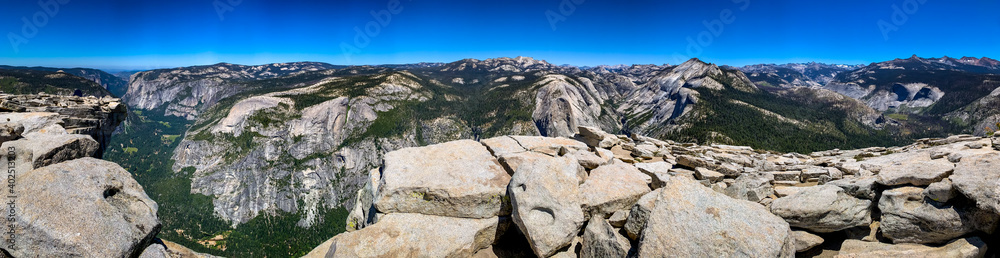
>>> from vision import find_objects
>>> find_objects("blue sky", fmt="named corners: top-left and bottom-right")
top-left (1, 0), bottom-right (998, 70)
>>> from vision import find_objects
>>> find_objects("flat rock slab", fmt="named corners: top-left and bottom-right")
top-left (637, 177), bottom-right (795, 257)
top-left (792, 230), bottom-right (824, 253)
top-left (11, 158), bottom-right (160, 258)
top-left (580, 161), bottom-right (652, 217)
top-left (876, 159), bottom-right (955, 186)
top-left (375, 140), bottom-right (512, 218)
top-left (835, 237), bottom-right (987, 258)
top-left (306, 213), bottom-right (501, 258)
top-left (949, 153), bottom-right (1000, 215)
top-left (770, 185), bottom-right (872, 233)
top-left (879, 186), bottom-right (998, 244)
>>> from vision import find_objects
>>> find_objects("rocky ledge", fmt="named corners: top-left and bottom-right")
top-left (0, 93), bottom-right (126, 155)
top-left (307, 126), bottom-right (999, 257)
top-left (0, 111), bottom-right (212, 257)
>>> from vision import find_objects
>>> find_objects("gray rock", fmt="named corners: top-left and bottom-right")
top-left (580, 161), bottom-right (652, 218)
top-left (924, 178), bottom-right (957, 203)
top-left (724, 172), bottom-right (774, 202)
top-left (827, 176), bottom-right (878, 199)
top-left (876, 159), bottom-right (955, 186)
top-left (347, 169), bottom-right (381, 231)
top-left (375, 140), bottom-right (512, 219)
top-left (571, 149), bottom-right (609, 169)
top-left (634, 161), bottom-right (673, 189)
top-left (770, 185), bottom-right (872, 233)
top-left (305, 213), bottom-right (501, 257)
top-left (836, 237), bottom-right (988, 258)
top-left (623, 189), bottom-right (660, 240)
top-left (949, 152), bottom-right (1000, 214)
top-left (879, 186), bottom-right (998, 244)
top-left (631, 144), bottom-right (658, 159)
top-left (577, 126), bottom-right (620, 149)
top-left (694, 167), bottom-right (724, 182)
top-left (608, 210), bottom-right (629, 228)
top-left (580, 217), bottom-right (630, 258)
top-left (769, 171), bottom-right (802, 182)
top-left (0, 122), bottom-right (24, 143)
top-left (637, 177), bottom-right (795, 257)
top-left (509, 156), bottom-right (586, 257)
top-left (7, 133), bottom-right (99, 169)
top-left (10, 158), bottom-right (160, 258)
top-left (792, 230), bottom-right (824, 253)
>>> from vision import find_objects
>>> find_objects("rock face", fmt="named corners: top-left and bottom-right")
top-left (950, 152), bottom-right (1000, 215)
top-left (878, 186), bottom-right (998, 244)
top-left (375, 140), bottom-right (511, 219)
top-left (305, 127), bottom-right (1000, 257)
top-left (0, 110), bottom-right (207, 257)
top-left (579, 161), bottom-right (651, 217)
top-left (770, 185), bottom-right (872, 233)
top-left (9, 158), bottom-right (160, 257)
top-left (637, 177), bottom-right (795, 257)
top-left (0, 94), bottom-right (126, 155)
top-left (509, 156), bottom-right (586, 257)
top-left (580, 217), bottom-right (630, 258)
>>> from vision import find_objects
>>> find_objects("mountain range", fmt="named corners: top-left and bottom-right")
top-left (3, 55), bottom-right (1000, 256)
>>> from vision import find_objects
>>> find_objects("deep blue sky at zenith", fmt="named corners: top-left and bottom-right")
top-left (0, 0), bottom-right (998, 70)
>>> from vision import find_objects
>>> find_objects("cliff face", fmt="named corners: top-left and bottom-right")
top-left (124, 62), bottom-right (342, 120)
top-left (0, 93), bottom-right (126, 155)
top-left (310, 126), bottom-right (1000, 257)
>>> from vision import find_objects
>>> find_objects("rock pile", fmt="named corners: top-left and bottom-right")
top-left (0, 111), bottom-right (211, 258)
top-left (308, 127), bottom-right (998, 257)
top-left (0, 93), bottom-right (126, 155)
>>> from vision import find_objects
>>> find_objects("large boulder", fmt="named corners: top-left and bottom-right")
top-left (770, 185), bottom-right (872, 233)
top-left (637, 177), bottom-right (795, 257)
top-left (949, 153), bottom-right (1000, 214)
top-left (577, 126), bottom-right (619, 149)
top-left (375, 140), bottom-right (512, 218)
top-left (724, 172), bottom-right (774, 202)
top-left (876, 159), bottom-right (955, 186)
top-left (9, 158), bottom-right (160, 257)
top-left (2, 133), bottom-right (100, 170)
top-left (580, 161), bottom-right (651, 217)
top-left (305, 213), bottom-right (502, 257)
top-left (878, 186), bottom-right (998, 244)
top-left (827, 176), bottom-right (878, 199)
top-left (580, 217), bottom-right (630, 258)
top-left (835, 237), bottom-right (987, 258)
top-left (508, 156), bottom-right (586, 257)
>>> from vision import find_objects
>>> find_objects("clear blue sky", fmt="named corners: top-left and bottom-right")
top-left (1, 0), bottom-right (998, 70)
